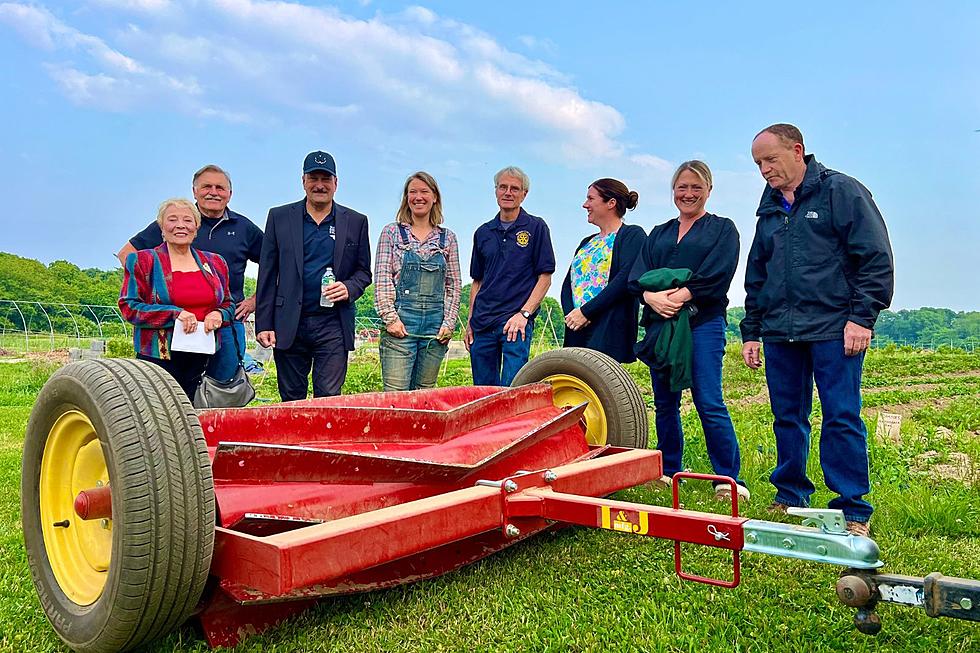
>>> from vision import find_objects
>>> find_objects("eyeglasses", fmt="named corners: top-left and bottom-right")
top-left (496, 184), bottom-right (524, 194)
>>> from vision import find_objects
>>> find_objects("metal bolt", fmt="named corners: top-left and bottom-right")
top-left (816, 545), bottom-right (828, 556)
top-left (503, 480), bottom-right (518, 493)
top-left (543, 471), bottom-right (557, 483)
top-left (100, 519), bottom-right (110, 529)
top-left (505, 524), bottom-right (521, 538)
top-left (745, 532), bottom-right (757, 544)
top-left (782, 537), bottom-right (795, 549)
top-left (961, 598), bottom-right (973, 610)
top-left (95, 480), bottom-right (104, 488)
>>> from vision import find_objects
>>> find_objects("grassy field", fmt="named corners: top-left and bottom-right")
top-left (1, 345), bottom-right (978, 652)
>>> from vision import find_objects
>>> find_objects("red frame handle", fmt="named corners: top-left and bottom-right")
top-left (671, 472), bottom-right (741, 588)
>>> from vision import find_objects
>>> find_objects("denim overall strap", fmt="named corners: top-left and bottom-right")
top-left (394, 226), bottom-right (447, 334)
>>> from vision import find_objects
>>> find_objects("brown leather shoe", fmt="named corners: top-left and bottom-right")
top-left (768, 502), bottom-right (790, 514)
top-left (846, 520), bottom-right (871, 537)
top-left (650, 475), bottom-right (672, 489)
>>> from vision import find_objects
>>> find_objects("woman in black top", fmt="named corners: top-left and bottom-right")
top-left (560, 178), bottom-right (646, 362)
top-left (628, 161), bottom-right (747, 499)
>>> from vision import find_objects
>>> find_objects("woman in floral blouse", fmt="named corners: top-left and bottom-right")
top-left (560, 178), bottom-right (646, 363)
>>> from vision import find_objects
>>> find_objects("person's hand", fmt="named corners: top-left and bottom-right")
top-left (234, 295), bottom-right (256, 321)
top-left (742, 341), bottom-right (762, 369)
top-left (322, 281), bottom-right (349, 303)
top-left (464, 323), bottom-right (474, 351)
top-left (436, 326), bottom-right (453, 343)
top-left (643, 290), bottom-right (683, 318)
top-left (843, 321), bottom-right (872, 356)
top-left (177, 310), bottom-right (198, 334)
top-left (503, 312), bottom-right (528, 342)
top-left (386, 318), bottom-right (408, 338)
top-left (202, 311), bottom-right (222, 333)
top-left (564, 308), bottom-right (590, 331)
top-left (257, 330), bottom-right (276, 348)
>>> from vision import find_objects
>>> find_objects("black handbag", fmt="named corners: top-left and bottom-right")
top-left (193, 325), bottom-right (256, 409)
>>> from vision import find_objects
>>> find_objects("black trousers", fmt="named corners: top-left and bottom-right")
top-left (274, 312), bottom-right (349, 401)
top-left (138, 351), bottom-right (209, 400)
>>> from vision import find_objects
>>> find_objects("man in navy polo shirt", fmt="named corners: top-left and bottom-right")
top-left (465, 166), bottom-right (555, 386)
top-left (116, 164), bottom-right (263, 381)
top-left (255, 151), bottom-right (372, 400)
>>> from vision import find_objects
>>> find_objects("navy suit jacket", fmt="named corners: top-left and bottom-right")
top-left (256, 199), bottom-right (372, 351)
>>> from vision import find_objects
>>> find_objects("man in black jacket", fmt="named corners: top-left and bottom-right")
top-left (255, 151), bottom-right (372, 400)
top-left (741, 124), bottom-right (893, 536)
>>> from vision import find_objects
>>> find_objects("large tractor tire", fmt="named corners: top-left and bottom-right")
top-left (22, 359), bottom-right (215, 653)
top-left (512, 347), bottom-right (648, 448)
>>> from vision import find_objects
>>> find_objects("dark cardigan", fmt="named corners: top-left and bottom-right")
top-left (560, 223), bottom-right (646, 362)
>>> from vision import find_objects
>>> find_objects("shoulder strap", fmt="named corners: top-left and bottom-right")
top-left (439, 226), bottom-right (446, 249)
top-left (398, 223), bottom-right (411, 245)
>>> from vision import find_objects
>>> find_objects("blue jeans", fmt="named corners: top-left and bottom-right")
top-left (380, 333), bottom-right (447, 390)
top-left (764, 339), bottom-right (871, 522)
top-left (651, 316), bottom-right (743, 485)
top-left (206, 321), bottom-right (246, 382)
top-left (470, 321), bottom-right (533, 386)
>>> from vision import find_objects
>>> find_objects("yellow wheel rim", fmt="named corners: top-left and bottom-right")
top-left (40, 410), bottom-right (111, 605)
top-left (544, 374), bottom-right (608, 445)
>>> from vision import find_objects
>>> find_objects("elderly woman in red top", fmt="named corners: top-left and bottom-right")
top-left (119, 198), bottom-right (234, 399)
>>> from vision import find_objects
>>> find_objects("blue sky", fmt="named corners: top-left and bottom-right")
top-left (1, 1), bottom-right (978, 310)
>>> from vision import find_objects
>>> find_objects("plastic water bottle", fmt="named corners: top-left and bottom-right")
top-left (320, 266), bottom-right (335, 308)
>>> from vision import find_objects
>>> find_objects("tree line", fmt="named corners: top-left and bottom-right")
top-left (2, 252), bottom-right (977, 349)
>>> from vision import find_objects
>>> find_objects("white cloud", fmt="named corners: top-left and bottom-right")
top-left (1, 0), bottom-right (664, 165)
top-left (0, 2), bottom-right (57, 48)
top-left (517, 34), bottom-right (558, 58)
top-left (630, 154), bottom-right (673, 172)
top-left (89, 0), bottom-right (174, 14)
top-left (0, 2), bottom-right (207, 114)
top-left (402, 5), bottom-right (436, 25)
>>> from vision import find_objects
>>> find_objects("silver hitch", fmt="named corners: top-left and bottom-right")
top-left (742, 508), bottom-right (883, 569)
top-left (786, 508), bottom-right (847, 534)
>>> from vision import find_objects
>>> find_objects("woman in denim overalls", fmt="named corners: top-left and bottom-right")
top-left (374, 172), bottom-right (462, 391)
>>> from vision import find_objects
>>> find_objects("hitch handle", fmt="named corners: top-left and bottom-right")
top-left (671, 472), bottom-right (741, 588)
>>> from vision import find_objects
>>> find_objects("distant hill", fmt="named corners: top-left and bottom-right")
top-left (1, 252), bottom-right (977, 348)
top-left (0, 252), bottom-right (123, 307)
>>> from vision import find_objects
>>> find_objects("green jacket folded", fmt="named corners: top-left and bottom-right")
top-left (635, 268), bottom-right (693, 392)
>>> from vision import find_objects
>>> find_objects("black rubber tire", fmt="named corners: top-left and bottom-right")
top-left (511, 347), bottom-right (649, 448)
top-left (22, 359), bottom-right (215, 653)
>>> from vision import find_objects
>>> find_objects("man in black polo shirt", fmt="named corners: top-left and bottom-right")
top-left (116, 164), bottom-right (263, 381)
top-left (465, 166), bottom-right (555, 386)
top-left (255, 151), bottom-right (372, 399)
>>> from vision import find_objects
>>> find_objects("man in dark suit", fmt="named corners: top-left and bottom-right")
top-left (256, 151), bottom-right (372, 399)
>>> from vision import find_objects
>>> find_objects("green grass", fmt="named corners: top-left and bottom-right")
top-left (1, 346), bottom-right (979, 652)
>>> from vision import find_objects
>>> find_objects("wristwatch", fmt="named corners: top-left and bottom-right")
top-left (520, 310), bottom-right (531, 319)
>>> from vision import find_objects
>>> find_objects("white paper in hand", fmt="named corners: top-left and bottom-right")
top-left (170, 322), bottom-right (216, 354)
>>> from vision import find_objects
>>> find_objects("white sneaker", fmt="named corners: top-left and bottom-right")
top-left (714, 483), bottom-right (750, 502)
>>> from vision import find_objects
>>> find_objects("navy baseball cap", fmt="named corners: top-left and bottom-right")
top-left (303, 150), bottom-right (337, 176)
